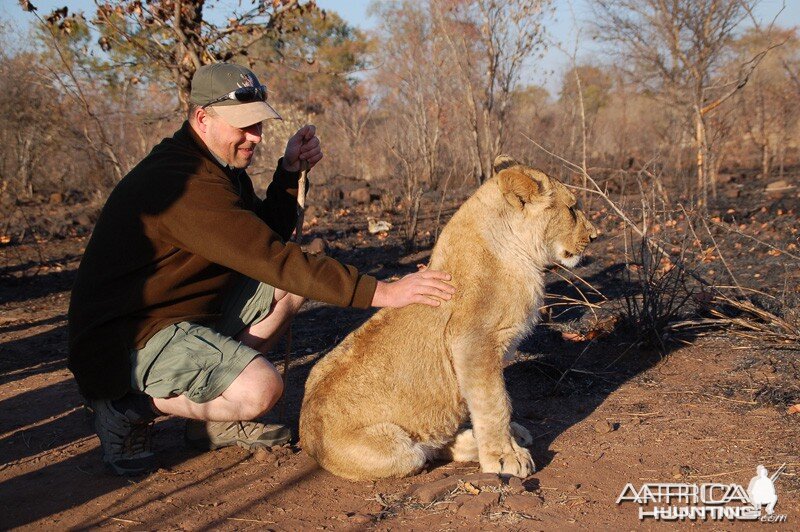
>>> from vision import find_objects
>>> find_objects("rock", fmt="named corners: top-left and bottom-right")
top-left (75, 214), bottom-right (92, 227)
top-left (765, 180), bottom-right (795, 199)
top-left (507, 476), bottom-right (525, 493)
top-left (367, 218), bottom-right (392, 234)
top-left (409, 476), bottom-right (461, 503)
top-left (348, 513), bottom-right (372, 524)
top-left (349, 187), bottom-right (371, 204)
top-left (302, 237), bottom-right (327, 255)
top-left (723, 186), bottom-right (741, 199)
top-left (252, 448), bottom-right (277, 465)
top-left (455, 492), bottom-right (499, 518)
top-left (461, 472), bottom-right (503, 490)
top-left (49, 193), bottom-right (63, 204)
top-left (766, 179), bottom-right (790, 190)
top-left (593, 420), bottom-right (614, 434)
top-left (504, 493), bottom-right (543, 514)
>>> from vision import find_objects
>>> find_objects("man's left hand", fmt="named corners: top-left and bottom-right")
top-left (283, 125), bottom-right (322, 172)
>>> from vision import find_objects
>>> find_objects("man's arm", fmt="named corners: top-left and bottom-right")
top-left (371, 269), bottom-right (456, 307)
top-left (257, 125), bottom-right (322, 240)
top-left (256, 158), bottom-right (304, 241)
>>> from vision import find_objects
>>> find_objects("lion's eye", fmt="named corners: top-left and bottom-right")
top-left (568, 206), bottom-right (577, 220)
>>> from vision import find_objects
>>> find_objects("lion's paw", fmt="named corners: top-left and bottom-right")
top-left (480, 445), bottom-right (535, 478)
top-left (510, 422), bottom-right (532, 447)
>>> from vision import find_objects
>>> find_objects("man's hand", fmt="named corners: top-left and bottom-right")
top-left (371, 268), bottom-right (456, 308)
top-left (283, 125), bottom-right (323, 172)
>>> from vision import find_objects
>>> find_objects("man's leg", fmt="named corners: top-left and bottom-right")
top-left (93, 282), bottom-right (303, 474)
top-left (152, 289), bottom-right (305, 421)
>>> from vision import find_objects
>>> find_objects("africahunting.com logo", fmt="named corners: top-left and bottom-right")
top-left (617, 464), bottom-right (787, 522)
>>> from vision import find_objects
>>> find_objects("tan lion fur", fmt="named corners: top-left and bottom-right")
top-left (299, 156), bottom-right (598, 480)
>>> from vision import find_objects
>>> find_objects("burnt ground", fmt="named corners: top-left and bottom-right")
top-left (1, 172), bottom-right (799, 530)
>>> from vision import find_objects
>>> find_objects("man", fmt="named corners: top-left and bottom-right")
top-left (67, 63), bottom-right (455, 475)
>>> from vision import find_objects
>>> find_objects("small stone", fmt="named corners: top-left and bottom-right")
top-left (348, 513), bottom-right (372, 524)
top-left (765, 180), bottom-right (795, 199)
top-left (76, 214), bottom-right (92, 226)
top-left (766, 179), bottom-right (790, 190)
top-left (507, 476), bottom-right (525, 493)
top-left (724, 187), bottom-right (741, 199)
top-left (504, 493), bottom-right (543, 514)
top-left (593, 420), bottom-right (613, 434)
top-left (302, 237), bottom-right (327, 255)
top-left (49, 193), bottom-right (63, 204)
top-left (455, 492), bottom-right (499, 518)
top-left (503, 494), bottom-right (542, 515)
top-left (671, 465), bottom-right (683, 479)
top-left (409, 476), bottom-right (461, 503)
top-left (252, 448), bottom-right (276, 464)
top-left (461, 472), bottom-right (503, 489)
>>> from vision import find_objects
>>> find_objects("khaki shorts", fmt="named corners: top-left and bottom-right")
top-left (129, 275), bottom-right (276, 403)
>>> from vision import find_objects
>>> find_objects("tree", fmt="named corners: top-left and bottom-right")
top-left (90, 0), bottom-right (311, 110)
top-left (730, 27), bottom-right (800, 178)
top-left (372, 0), bottom-right (452, 247)
top-left (433, 0), bottom-right (552, 184)
top-left (593, 0), bottom-right (761, 205)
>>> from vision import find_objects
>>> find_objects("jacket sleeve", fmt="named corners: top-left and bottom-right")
top-left (255, 158), bottom-right (303, 242)
top-left (156, 162), bottom-right (376, 308)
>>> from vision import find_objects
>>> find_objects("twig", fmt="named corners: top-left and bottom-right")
top-left (108, 517), bottom-right (142, 524)
top-left (689, 463), bottom-right (798, 480)
top-left (226, 517), bottom-right (276, 524)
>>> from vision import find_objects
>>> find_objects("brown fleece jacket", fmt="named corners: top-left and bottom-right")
top-left (68, 122), bottom-right (377, 399)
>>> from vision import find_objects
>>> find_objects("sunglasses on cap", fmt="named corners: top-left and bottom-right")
top-left (201, 85), bottom-right (268, 108)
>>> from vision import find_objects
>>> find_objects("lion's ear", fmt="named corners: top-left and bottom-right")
top-left (493, 154), bottom-right (519, 174)
top-left (497, 168), bottom-right (550, 210)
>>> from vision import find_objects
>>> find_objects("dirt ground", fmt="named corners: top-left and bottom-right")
top-left (1, 176), bottom-right (799, 530)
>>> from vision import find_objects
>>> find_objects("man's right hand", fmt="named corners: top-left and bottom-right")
top-left (371, 268), bottom-right (456, 308)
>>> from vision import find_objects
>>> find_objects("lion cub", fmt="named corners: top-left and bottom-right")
top-left (300, 156), bottom-right (597, 480)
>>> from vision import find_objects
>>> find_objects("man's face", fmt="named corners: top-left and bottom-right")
top-left (202, 112), bottom-right (263, 169)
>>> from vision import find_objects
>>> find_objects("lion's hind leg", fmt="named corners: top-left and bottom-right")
top-left (319, 422), bottom-right (428, 480)
top-left (434, 422), bottom-right (532, 463)
top-left (434, 428), bottom-right (480, 462)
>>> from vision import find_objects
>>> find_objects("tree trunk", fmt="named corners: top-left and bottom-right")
top-left (694, 110), bottom-right (708, 207)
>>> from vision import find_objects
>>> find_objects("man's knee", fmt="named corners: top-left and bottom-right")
top-left (245, 369), bottom-right (283, 419)
top-left (227, 357), bottom-right (284, 419)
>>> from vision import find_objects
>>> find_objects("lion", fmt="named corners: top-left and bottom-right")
top-left (299, 155), bottom-right (598, 480)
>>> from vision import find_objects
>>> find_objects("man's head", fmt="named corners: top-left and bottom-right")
top-left (188, 63), bottom-right (282, 169)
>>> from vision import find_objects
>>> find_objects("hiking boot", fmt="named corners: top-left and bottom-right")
top-left (185, 420), bottom-right (291, 450)
top-left (85, 399), bottom-right (157, 476)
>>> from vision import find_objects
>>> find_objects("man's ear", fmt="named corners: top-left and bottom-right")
top-left (497, 168), bottom-right (550, 210)
top-left (193, 106), bottom-right (211, 133)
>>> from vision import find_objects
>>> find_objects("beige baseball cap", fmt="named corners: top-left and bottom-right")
top-left (189, 63), bottom-right (281, 127)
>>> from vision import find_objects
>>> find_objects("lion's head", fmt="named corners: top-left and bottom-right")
top-left (492, 155), bottom-right (598, 268)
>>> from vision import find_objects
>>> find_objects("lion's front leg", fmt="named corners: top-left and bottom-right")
top-left (451, 341), bottom-right (535, 478)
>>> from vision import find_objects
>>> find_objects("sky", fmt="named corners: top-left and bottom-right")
top-left (3, 0), bottom-right (798, 94)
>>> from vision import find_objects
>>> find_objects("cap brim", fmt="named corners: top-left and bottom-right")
top-left (212, 100), bottom-right (281, 128)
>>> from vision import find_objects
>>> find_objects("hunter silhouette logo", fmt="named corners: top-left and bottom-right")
top-left (747, 464), bottom-right (782, 516)
top-left (617, 463), bottom-right (788, 522)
